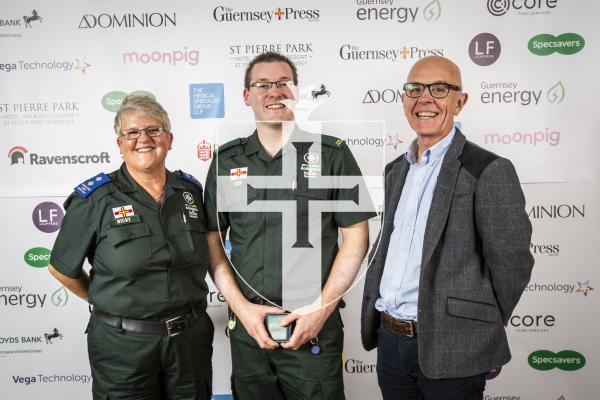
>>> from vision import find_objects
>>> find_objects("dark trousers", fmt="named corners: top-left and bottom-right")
top-left (376, 322), bottom-right (485, 400)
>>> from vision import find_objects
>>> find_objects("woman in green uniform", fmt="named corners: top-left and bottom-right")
top-left (48, 95), bottom-right (213, 400)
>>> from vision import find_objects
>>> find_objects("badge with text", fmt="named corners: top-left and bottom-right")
top-left (111, 205), bottom-right (140, 225)
top-left (230, 167), bottom-right (248, 180)
top-left (183, 192), bottom-right (195, 204)
top-left (301, 152), bottom-right (321, 178)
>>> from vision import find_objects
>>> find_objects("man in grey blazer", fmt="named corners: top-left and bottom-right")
top-left (361, 56), bottom-right (534, 399)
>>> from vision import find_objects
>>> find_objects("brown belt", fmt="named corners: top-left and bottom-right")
top-left (382, 312), bottom-right (417, 337)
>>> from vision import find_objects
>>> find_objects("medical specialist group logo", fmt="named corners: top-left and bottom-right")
top-left (528, 33), bottom-right (585, 56)
top-left (8, 146), bottom-right (111, 167)
top-left (528, 350), bottom-right (585, 371)
top-left (213, 6), bottom-right (320, 23)
top-left (122, 46), bottom-right (199, 66)
top-left (339, 44), bottom-right (443, 62)
top-left (354, 0), bottom-right (442, 23)
top-left (228, 42), bottom-right (315, 68)
top-left (1, 100), bottom-right (80, 127)
top-left (487, 0), bottom-right (558, 16)
top-left (479, 80), bottom-right (565, 105)
top-left (0, 58), bottom-right (91, 73)
top-left (189, 83), bottom-right (225, 119)
top-left (78, 12), bottom-right (176, 29)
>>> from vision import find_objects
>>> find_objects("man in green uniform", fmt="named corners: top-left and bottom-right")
top-left (205, 52), bottom-right (375, 399)
top-left (48, 95), bottom-right (213, 399)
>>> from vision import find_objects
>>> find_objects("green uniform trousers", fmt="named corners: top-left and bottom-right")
top-left (87, 311), bottom-right (214, 400)
top-left (230, 310), bottom-right (345, 400)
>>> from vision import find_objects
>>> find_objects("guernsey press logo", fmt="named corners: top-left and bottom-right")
top-left (343, 356), bottom-right (376, 374)
top-left (228, 42), bottom-right (315, 69)
top-left (530, 242), bottom-right (560, 256)
top-left (8, 146), bottom-right (111, 166)
top-left (340, 44), bottom-right (443, 62)
top-left (24, 247), bottom-right (51, 268)
top-left (101, 90), bottom-right (155, 112)
top-left (528, 350), bottom-right (585, 371)
top-left (479, 81), bottom-right (565, 105)
top-left (122, 46), bottom-right (199, 66)
top-left (213, 6), bottom-right (320, 23)
top-left (79, 12), bottom-right (176, 29)
top-left (528, 33), bottom-right (585, 56)
top-left (487, 0), bottom-right (558, 16)
top-left (355, 0), bottom-right (441, 23)
top-left (469, 33), bottom-right (501, 66)
top-left (1, 58), bottom-right (91, 73)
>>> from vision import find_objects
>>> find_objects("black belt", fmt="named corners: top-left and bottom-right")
top-left (248, 297), bottom-right (283, 307)
top-left (92, 302), bottom-right (206, 337)
top-left (382, 312), bottom-right (417, 337)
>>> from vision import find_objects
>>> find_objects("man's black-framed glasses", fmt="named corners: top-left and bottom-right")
top-left (249, 80), bottom-right (295, 91)
top-left (403, 82), bottom-right (461, 99)
top-left (120, 127), bottom-right (167, 140)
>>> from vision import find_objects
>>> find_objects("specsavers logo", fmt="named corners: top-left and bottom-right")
top-left (528, 350), bottom-right (585, 371)
top-left (24, 247), bottom-right (51, 268)
top-left (102, 90), bottom-right (155, 112)
top-left (528, 33), bottom-right (584, 56)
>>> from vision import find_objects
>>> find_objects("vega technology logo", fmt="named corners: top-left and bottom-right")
top-left (487, 0), bottom-right (558, 16)
top-left (355, 0), bottom-right (441, 23)
top-left (1, 59), bottom-right (91, 73)
top-left (213, 6), bottom-right (319, 23)
top-left (479, 81), bottom-right (565, 105)
top-left (102, 90), bottom-right (155, 112)
top-left (528, 350), bottom-right (585, 371)
top-left (528, 33), bottom-right (585, 56)
top-left (189, 83), bottom-right (225, 119)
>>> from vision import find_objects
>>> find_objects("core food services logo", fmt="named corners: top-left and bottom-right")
top-left (122, 46), bottom-right (199, 66)
top-left (487, 0), bottom-right (558, 16)
top-left (1, 58), bottom-right (91, 73)
top-left (8, 146), bottom-right (111, 166)
top-left (479, 81), bottom-right (565, 105)
top-left (509, 314), bottom-right (555, 333)
top-left (213, 6), bottom-right (319, 23)
top-left (1, 101), bottom-right (80, 127)
top-left (340, 44), bottom-right (443, 62)
top-left (228, 42), bottom-right (315, 68)
top-left (79, 12), bottom-right (176, 29)
top-left (528, 350), bottom-right (585, 371)
top-left (189, 83), bottom-right (225, 119)
top-left (24, 247), bottom-right (51, 268)
top-left (469, 33), bottom-right (501, 66)
top-left (354, 0), bottom-right (442, 23)
top-left (528, 33), bottom-right (585, 56)
top-left (101, 90), bottom-right (155, 112)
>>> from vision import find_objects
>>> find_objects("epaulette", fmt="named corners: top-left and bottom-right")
top-left (218, 137), bottom-right (245, 153)
top-left (321, 134), bottom-right (345, 148)
top-left (74, 172), bottom-right (111, 199)
top-left (175, 170), bottom-right (203, 191)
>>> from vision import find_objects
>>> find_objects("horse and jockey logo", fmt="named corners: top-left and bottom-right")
top-left (311, 84), bottom-right (330, 101)
top-left (23, 10), bottom-right (43, 28)
top-left (44, 328), bottom-right (63, 344)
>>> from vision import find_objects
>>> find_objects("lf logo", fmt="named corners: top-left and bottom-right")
top-left (469, 33), bottom-right (501, 66)
top-left (215, 123), bottom-right (377, 311)
top-left (32, 202), bottom-right (64, 233)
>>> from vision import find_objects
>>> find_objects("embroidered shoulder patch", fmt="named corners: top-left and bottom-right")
top-left (74, 172), bottom-right (111, 198)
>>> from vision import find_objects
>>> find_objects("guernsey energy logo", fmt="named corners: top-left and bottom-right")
top-left (528, 350), bottom-right (585, 371)
top-left (528, 33), bottom-right (585, 56)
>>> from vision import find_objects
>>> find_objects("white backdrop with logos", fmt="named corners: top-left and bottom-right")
top-left (1, 0), bottom-right (598, 399)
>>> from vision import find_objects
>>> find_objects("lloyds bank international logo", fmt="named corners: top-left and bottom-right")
top-left (528, 33), bottom-right (585, 56)
top-left (528, 350), bottom-right (585, 371)
top-left (101, 90), bottom-right (155, 112)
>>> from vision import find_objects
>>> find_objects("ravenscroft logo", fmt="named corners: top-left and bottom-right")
top-left (213, 6), bottom-right (319, 23)
top-left (344, 357), bottom-right (376, 373)
top-left (79, 13), bottom-right (176, 29)
top-left (8, 146), bottom-right (27, 164)
top-left (1, 101), bottom-right (80, 127)
top-left (8, 147), bottom-right (111, 166)
top-left (530, 242), bottom-right (560, 256)
top-left (51, 286), bottom-right (68, 307)
top-left (340, 44), bottom-right (443, 62)
top-left (479, 81), bottom-right (565, 105)
top-left (363, 89), bottom-right (403, 104)
top-left (101, 90), bottom-right (155, 112)
top-left (510, 314), bottom-right (555, 333)
top-left (189, 83), bottom-right (225, 119)
top-left (483, 128), bottom-right (560, 147)
top-left (487, 0), bottom-right (558, 16)
top-left (355, 0), bottom-right (442, 23)
top-left (469, 33), bottom-right (501, 66)
top-left (24, 247), bottom-right (51, 268)
top-left (528, 33), bottom-right (585, 56)
top-left (1, 59), bottom-right (91, 73)
top-left (122, 46), bottom-right (199, 66)
top-left (527, 204), bottom-right (584, 219)
top-left (528, 350), bottom-right (585, 371)
top-left (32, 202), bottom-right (63, 233)
top-left (228, 42), bottom-right (315, 69)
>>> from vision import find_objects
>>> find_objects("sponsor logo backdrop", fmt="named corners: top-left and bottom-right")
top-left (1, 0), bottom-right (598, 399)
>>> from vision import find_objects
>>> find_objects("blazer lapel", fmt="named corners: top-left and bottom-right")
top-left (420, 130), bottom-right (466, 270)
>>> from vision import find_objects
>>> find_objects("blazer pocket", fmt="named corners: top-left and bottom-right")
top-left (446, 297), bottom-right (500, 323)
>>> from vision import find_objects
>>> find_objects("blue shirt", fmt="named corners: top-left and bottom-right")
top-left (375, 128), bottom-right (456, 320)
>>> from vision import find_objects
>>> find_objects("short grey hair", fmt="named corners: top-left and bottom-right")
top-left (114, 95), bottom-right (171, 135)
